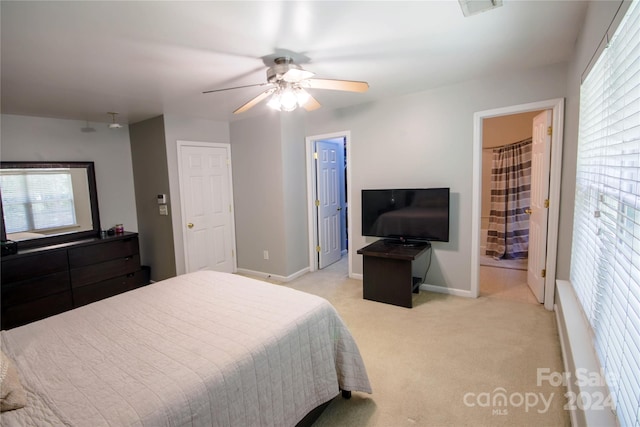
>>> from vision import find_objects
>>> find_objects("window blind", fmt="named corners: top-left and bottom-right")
top-left (571, 1), bottom-right (640, 426)
top-left (0, 169), bottom-right (77, 234)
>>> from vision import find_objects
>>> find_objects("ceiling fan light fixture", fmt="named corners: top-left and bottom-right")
top-left (207, 56), bottom-right (368, 114)
top-left (267, 85), bottom-right (311, 112)
top-left (267, 93), bottom-right (282, 111)
top-left (280, 88), bottom-right (299, 111)
top-left (107, 112), bottom-right (122, 129)
top-left (282, 68), bottom-right (315, 83)
top-left (294, 88), bottom-right (311, 107)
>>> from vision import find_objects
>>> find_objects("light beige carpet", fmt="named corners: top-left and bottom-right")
top-left (244, 258), bottom-right (569, 427)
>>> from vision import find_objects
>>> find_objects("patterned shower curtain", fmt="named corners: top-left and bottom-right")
top-left (485, 138), bottom-right (532, 260)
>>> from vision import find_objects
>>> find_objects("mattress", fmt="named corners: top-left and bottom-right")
top-left (0, 270), bottom-right (371, 426)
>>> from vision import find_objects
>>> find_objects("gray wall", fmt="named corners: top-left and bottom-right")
top-left (302, 62), bottom-right (568, 292)
top-left (280, 112), bottom-right (310, 276)
top-left (4, 0), bottom-right (624, 290)
top-left (230, 113), bottom-right (288, 276)
top-left (229, 110), bottom-right (310, 278)
top-left (0, 114), bottom-right (138, 234)
top-left (129, 115), bottom-right (176, 281)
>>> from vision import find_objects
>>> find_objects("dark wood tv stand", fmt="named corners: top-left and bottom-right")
top-left (357, 239), bottom-right (431, 308)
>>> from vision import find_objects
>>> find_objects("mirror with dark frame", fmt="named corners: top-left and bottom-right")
top-left (0, 161), bottom-right (101, 249)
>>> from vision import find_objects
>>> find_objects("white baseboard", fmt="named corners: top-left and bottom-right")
top-left (349, 274), bottom-right (473, 298)
top-left (235, 267), bottom-right (310, 283)
top-left (555, 280), bottom-right (617, 427)
top-left (420, 283), bottom-right (474, 298)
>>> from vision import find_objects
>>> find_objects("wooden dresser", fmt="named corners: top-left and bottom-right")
top-left (1, 232), bottom-right (149, 329)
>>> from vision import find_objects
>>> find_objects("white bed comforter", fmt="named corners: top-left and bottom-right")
top-left (0, 271), bottom-right (371, 426)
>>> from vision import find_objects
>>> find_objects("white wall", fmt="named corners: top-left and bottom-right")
top-left (304, 62), bottom-right (568, 293)
top-left (0, 114), bottom-right (138, 233)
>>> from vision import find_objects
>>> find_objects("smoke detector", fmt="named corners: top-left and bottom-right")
top-left (108, 112), bottom-right (122, 129)
top-left (459, 0), bottom-right (503, 17)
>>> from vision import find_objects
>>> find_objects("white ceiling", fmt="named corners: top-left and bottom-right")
top-left (0, 1), bottom-right (588, 125)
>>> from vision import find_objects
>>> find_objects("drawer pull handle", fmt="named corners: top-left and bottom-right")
top-left (126, 273), bottom-right (135, 278)
top-left (125, 256), bottom-right (132, 261)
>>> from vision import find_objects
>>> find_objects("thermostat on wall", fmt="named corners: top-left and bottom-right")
top-left (157, 194), bottom-right (167, 204)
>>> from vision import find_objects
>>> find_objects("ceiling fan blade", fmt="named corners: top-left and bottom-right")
top-left (304, 78), bottom-right (369, 93)
top-left (203, 82), bottom-right (269, 94)
top-left (302, 94), bottom-right (322, 111)
top-left (233, 88), bottom-right (276, 114)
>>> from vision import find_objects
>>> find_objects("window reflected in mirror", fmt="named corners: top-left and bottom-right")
top-left (0, 162), bottom-right (100, 249)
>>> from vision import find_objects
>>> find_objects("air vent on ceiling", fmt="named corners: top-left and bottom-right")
top-left (459, 0), bottom-right (503, 17)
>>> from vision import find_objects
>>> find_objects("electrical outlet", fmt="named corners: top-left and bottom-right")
top-left (263, 250), bottom-right (269, 260)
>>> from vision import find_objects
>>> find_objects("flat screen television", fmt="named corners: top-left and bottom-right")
top-left (362, 188), bottom-right (450, 243)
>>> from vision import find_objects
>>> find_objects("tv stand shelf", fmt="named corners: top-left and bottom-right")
top-left (357, 240), bottom-right (431, 308)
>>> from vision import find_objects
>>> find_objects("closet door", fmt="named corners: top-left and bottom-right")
top-left (179, 143), bottom-right (236, 274)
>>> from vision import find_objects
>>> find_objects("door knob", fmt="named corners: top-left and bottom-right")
top-left (187, 223), bottom-right (194, 229)
top-left (337, 207), bottom-right (342, 211)
top-left (525, 209), bottom-right (532, 215)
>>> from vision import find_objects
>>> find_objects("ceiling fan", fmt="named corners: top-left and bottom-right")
top-left (203, 57), bottom-right (369, 114)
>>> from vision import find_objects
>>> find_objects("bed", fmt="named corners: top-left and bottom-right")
top-left (0, 270), bottom-right (371, 426)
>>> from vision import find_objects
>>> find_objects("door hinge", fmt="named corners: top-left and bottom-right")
top-left (547, 126), bottom-right (552, 136)
top-left (541, 269), bottom-right (546, 278)
top-left (229, 205), bottom-right (232, 212)
top-left (544, 199), bottom-right (549, 208)
top-left (315, 199), bottom-right (320, 207)
top-left (313, 152), bottom-right (318, 160)
top-left (316, 245), bottom-right (321, 252)
top-left (231, 249), bottom-right (235, 258)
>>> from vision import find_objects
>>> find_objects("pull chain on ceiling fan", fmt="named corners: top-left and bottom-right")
top-left (203, 57), bottom-right (368, 114)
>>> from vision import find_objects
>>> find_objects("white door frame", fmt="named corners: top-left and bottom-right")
top-left (471, 98), bottom-right (564, 311)
top-left (305, 131), bottom-right (352, 276)
top-left (177, 140), bottom-right (238, 273)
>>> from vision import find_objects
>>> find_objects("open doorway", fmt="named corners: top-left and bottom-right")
top-left (305, 131), bottom-right (351, 275)
top-left (471, 99), bottom-right (564, 311)
top-left (479, 110), bottom-right (544, 304)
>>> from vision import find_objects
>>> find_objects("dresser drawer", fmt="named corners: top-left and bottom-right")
top-left (68, 236), bottom-right (139, 267)
top-left (1, 291), bottom-right (74, 330)
top-left (70, 253), bottom-right (141, 288)
top-left (1, 251), bottom-right (68, 283)
top-left (73, 269), bottom-right (147, 307)
top-left (1, 271), bottom-right (70, 307)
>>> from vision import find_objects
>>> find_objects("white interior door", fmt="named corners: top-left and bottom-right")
top-left (315, 140), bottom-right (343, 269)
top-left (527, 110), bottom-right (552, 303)
top-left (179, 143), bottom-right (235, 274)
